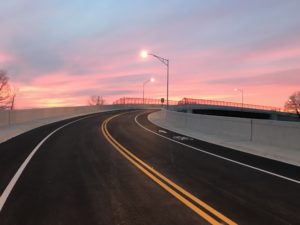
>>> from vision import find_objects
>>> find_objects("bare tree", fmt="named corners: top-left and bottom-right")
top-left (9, 91), bottom-right (17, 110)
top-left (89, 96), bottom-right (105, 106)
top-left (0, 70), bottom-right (11, 110)
top-left (285, 91), bottom-right (300, 118)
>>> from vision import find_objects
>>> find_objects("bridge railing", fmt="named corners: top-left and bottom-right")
top-left (113, 97), bottom-right (178, 105)
top-left (113, 97), bottom-right (282, 112)
top-left (177, 98), bottom-right (282, 112)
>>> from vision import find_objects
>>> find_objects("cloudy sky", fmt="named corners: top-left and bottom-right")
top-left (0, 0), bottom-right (299, 108)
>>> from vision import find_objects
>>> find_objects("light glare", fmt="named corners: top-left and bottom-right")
top-left (140, 50), bottom-right (148, 58)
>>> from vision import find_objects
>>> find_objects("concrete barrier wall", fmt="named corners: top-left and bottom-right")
top-left (252, 120), bottom-right (300, 149)
top-left (0, 110), bottom-right (9, 127)
top-left (160, 110), bottom-right (251, 141)
top-left (151, 110), bottom-right (300, 150)
top-left (0, 104), bottom-right (162, 127)
top-left (0, 106), bottom-right (108, 127)
top-left (186, 112), bottom-right (251, 140)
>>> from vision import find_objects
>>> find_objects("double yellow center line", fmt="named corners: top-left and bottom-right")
top-left (101, 113), bottom-right (237, 225)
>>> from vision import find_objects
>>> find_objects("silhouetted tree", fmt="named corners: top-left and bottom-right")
top-left (285, 91), bottom-right (300, 118)
top-left (89, 95), bottom-right (105, 106)
top-left (0, 70), bottom-right (11, 109)
top-left (9, 92), bottom-right (16, 110)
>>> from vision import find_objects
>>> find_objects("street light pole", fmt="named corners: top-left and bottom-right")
top-left (241, 89), bottom-right (244, 108)
top-left (143, 78), bottom-right (155, 104)
top-left (141, 51), bottom-right (170, 109)
top-left (167, 60), bottom-right (169, 109)
top-left (234, 88), bottom-right (244, 108)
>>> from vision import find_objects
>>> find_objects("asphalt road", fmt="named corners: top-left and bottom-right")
top-left (0, 109), bottom-right (299, 225)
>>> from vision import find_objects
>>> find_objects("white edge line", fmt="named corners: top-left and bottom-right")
top-left (0, 115), bottom-right (96, 212)
top-left (134, 112), bottom-right (300, 185)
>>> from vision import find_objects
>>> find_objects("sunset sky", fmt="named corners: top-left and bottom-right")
top-left (0, 0), bottom-right (300, 109)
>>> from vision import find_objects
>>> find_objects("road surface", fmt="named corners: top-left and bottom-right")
top-left (0, 110), bottom-right (299, 225)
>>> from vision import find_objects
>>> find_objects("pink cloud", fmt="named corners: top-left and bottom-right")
top-left (11, 41), bottom-right (298, 110)
top-left (0, 51), bottom-right (14, 63)
top-left (6, 21), bottom-right (299, 110)
top-left (13, 69), bottom-right (164, 108)
top-left (244, 45), bottom-right (300, 62)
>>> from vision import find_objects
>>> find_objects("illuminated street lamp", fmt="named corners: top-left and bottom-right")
top-left (143, 77), bottom-right (155, 104)
top-left (140, 50), bottom-right (148, 59)
top-left (140, 50), bottom-right (170, 109)
top-left (234, 88), bottom-right (244, 108)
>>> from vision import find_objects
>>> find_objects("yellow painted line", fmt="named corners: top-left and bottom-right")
top-left (101, 113), bottom-right (238, 225)
top-left (101, 121), bottom-right (220, 225)
top-left (105, 116), bottom-right (235, 224)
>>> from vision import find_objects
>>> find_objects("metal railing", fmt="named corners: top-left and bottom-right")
top-left (112, 97), bottom-right (282, 112)
top-left (177, 98), bottom-right (282, 112)
top-left (113, 97), bottom-right (178, 105)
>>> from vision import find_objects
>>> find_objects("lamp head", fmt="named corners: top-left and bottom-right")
top-left (140, 50), bottom-right (148, 58)
top-left (150, 77), bottom-right (155, 82)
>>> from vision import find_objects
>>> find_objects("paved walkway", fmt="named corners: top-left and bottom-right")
top-left (148, 113), bottom-right (300, 167)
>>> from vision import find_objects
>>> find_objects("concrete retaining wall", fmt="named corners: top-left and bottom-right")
top-left (151, 110), bottom-right (300, 150)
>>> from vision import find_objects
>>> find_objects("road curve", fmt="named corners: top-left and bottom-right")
top-left (0, 109), bottom-right (299, 225)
